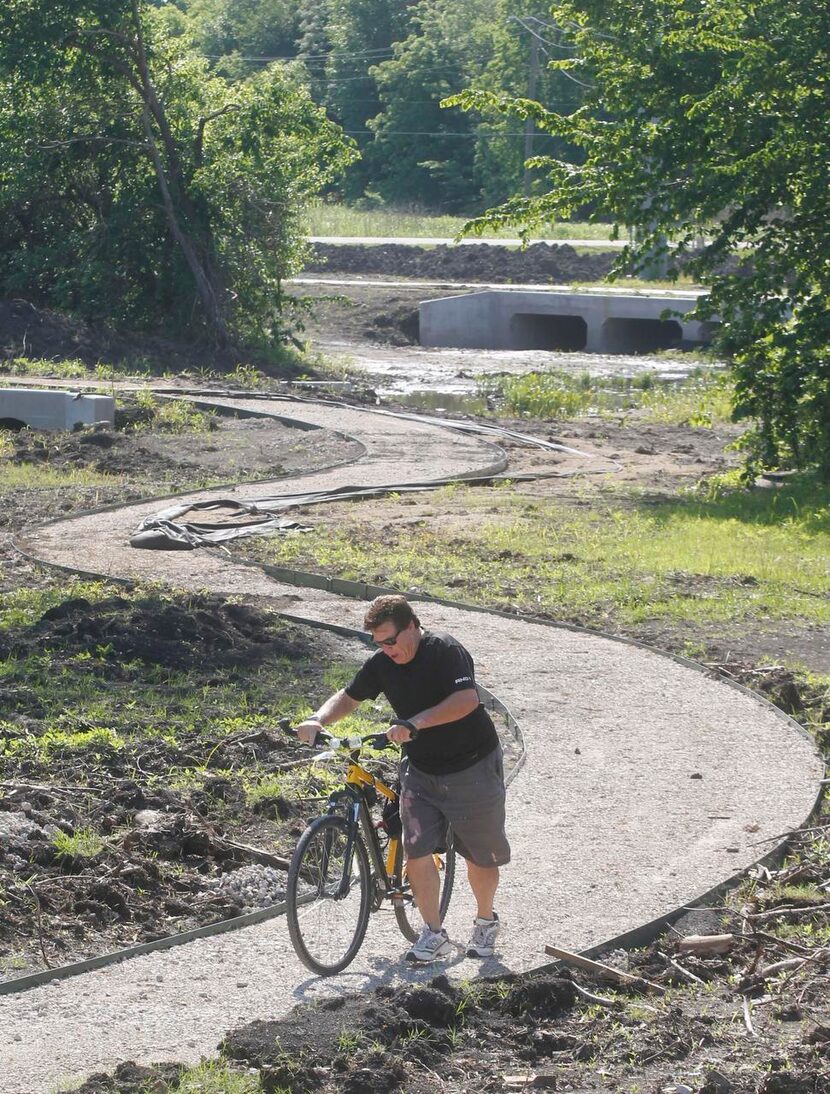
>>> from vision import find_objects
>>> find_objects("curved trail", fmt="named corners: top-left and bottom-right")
top-left (3, 395), bottom-right (823, 1094)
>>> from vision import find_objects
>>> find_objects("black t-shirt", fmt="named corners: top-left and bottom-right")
top-left (345, 629), bottom-right (498, 775)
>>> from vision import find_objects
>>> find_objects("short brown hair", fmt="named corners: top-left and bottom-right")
top-left (363, 594), bottom-right (420, 633)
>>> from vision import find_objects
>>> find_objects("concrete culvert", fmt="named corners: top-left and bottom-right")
top-left (601, 316), bottom-right (683, 354)
top-left (509, 312), bottom-right (588, 351)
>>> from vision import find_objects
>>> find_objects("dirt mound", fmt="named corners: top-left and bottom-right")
top-left (308, 241), bottom-right (617, 284)
top-left (69, 1061), bottom-right (185, 1094)
top-left (1, 591), bottom-right (308, 670)
top-left (220, 972), bottom-right (585, 1092)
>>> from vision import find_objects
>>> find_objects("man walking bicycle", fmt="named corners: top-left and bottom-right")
top-left (297, 594), bottom-right (510, 964)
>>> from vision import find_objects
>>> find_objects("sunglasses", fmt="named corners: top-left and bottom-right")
top-left (372, 625), bottom-right (406, 648)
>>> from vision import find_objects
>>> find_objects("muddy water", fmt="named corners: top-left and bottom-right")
top-left (322, 339), bottom-right (724, 414)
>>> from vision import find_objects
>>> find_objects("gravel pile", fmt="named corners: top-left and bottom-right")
top-left (205, 864), bottom-right (286, 912)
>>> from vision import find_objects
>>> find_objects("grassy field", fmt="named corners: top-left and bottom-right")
top-left (239, 475), bottom-right (830, 636)
top-left (305, 202), bottom-right (617, 241)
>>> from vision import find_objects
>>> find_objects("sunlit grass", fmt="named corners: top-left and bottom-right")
top-left (52, 826), bottom-right (107, 860)
top-left (484, 369), bottom-right (734, 426)
top-left (0, 464), bottom-right (123, 489)
top-left (305, 202), bottom-right (615, 241)
top-left (133, 390), bottom-right (217, 434)
top-left (240, 478), bottom-right (830, 629)
top-left (0, 355), bottom-right (90, 379)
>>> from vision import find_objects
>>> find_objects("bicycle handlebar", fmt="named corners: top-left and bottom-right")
top-left (278, 717), bottom-right (398, 753)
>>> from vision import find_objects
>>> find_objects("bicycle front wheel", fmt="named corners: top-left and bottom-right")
top-left (286, 815), bottom-right (372, 976)
top-left (393, 830), bottom-right (456, 943)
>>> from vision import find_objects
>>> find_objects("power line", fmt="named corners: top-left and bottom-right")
top-left (204, 46), bottom-right (396, 63)
top-left (343, 129), bottom-right (558, 139)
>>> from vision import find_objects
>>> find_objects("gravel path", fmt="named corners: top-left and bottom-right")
top-left (3, 395), bottom-right (823, 1094)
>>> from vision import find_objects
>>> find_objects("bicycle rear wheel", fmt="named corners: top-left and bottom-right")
top-left (393, 830), bottom-right (456, 942)
top-left (286, 815), bottom-right (372, 975)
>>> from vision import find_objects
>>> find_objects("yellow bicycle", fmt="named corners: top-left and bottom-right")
top-left (281, 720), bottom-right (455, 976)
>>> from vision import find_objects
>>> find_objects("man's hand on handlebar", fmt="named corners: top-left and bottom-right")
top-left (295, 718), bottom-right (324, 746)
top-left (387, 717), bottom-right (418, 745)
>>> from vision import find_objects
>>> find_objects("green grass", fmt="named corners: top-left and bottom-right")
top-left (0, 356), bottom-right (90, 379)
top-left (0, 355), bottom-right (293, 390)
top-left (0, 581), bottom-right (116, 630)
top-left (0, 464), bottom-right (123, 489)
top-left (482, 368), bottom-right (733, 426)
top-left (238, 477), bottom-right (830, 630)
top-left (306, 202), bottom-right (615, 241)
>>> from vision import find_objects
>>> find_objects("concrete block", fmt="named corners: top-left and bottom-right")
top-left (0, 388), bottom-right (115, 431)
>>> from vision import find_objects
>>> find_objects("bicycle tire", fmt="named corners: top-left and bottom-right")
top-left (392, 830), bottom-right (456, 943)
top-left (286, 814), bottom-right (372, 976)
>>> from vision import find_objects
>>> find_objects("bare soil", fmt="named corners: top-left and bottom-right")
top-left (67, 909), bottom-right (830, 1094)
top-left (0, 397), bottom-right (377, 983)
top-left (306, 241), bottom-right (616, 285)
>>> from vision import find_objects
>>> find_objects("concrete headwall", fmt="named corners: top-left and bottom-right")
top-left (419, 289), bottom-right (714, 354)
top-left (0, 388), bottom-right (115, 431)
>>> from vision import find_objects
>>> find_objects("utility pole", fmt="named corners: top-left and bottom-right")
top-left (523, 30), bottom-right (540, 196)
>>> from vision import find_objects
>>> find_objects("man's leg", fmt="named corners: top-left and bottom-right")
top-left (405, 853), bottom-right (441, 930)
top-left (466, 860), bottom-right (499, 920)
top-left (466, 859), bottom-right (501, 958)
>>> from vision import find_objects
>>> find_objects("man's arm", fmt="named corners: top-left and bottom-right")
top-left (387, 688), bottom-right (480, 743)
top-left (296, 688), bottom-right (361, 744)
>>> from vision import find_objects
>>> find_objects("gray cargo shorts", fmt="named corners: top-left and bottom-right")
top-left (399, 745), bottom-right (510, 867)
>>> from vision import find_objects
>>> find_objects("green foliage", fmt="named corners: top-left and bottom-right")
top-left (183, 0), bottom-right (587, 210)
top-left (185, 0), bottom-right (300, 73)
top-left (492, 371), bottom-right (594, 417)
top-left (52, 826), bottom-right (106, 860)
top-left (0, 1), bottom-right (355, 344)
top-left (449, 0), bottom-right (830, 478)
top-left (0, 357), bottom-right (89, 379)
top-left (359, 0), bottom-right (585, 210)
top-left (132, 392), bottom-right (217, 434)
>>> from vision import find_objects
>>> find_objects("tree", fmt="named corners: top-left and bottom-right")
top-left (0, 0), bottom-right (354, 346)
top-left (367, 0), bottom-right (485, 210)
top-left (323, 0), bottom-right (417, 201)
top-left (183, 0), bottom-right (301, 78)
top-left (451, 0), bottom-right (830, 478)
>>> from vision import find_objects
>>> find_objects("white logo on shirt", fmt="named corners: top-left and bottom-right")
top-left (455, 675), bottom-right (472, 684)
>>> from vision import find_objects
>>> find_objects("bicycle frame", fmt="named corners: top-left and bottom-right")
top-left (323, 754), bottom-right (406, 902)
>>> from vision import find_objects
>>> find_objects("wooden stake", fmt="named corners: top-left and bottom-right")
top-left (544, 944), bottom-right (666, 994)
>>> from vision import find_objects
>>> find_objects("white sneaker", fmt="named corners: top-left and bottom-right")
top-left (406, 926), bottom-right (452, 964)
top-left (466, 913), bottom-right (500, 958)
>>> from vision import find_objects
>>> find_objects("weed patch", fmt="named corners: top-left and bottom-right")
top-left (484, 368), bottom-right (733, 425)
